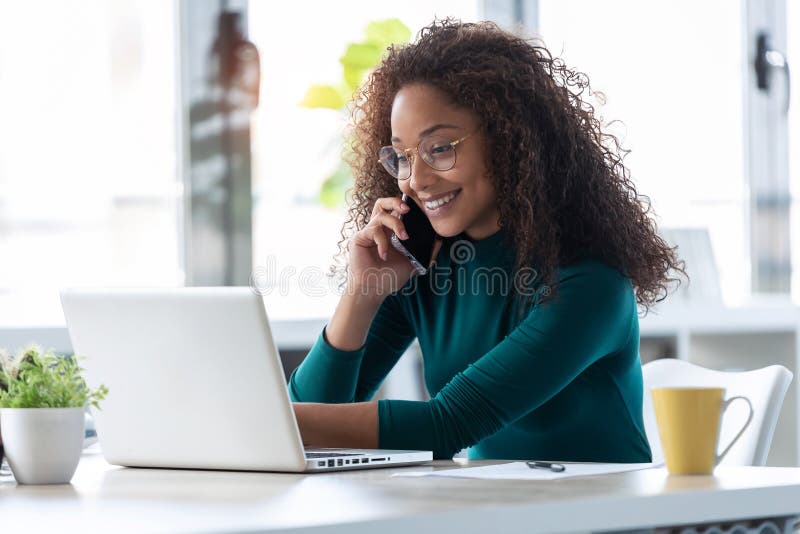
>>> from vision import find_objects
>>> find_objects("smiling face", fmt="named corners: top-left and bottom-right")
top-left (390, 83), bottom-right (500, 240)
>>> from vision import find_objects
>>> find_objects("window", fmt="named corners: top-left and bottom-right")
top-left (0, 1), bottom-right (182, 327)
top-left (537, 0), bottom-right (752, 305)
top-left (3, 1), bottom-right (793, 334)
top-left (788, 0), bottom-right (799, 302)
top-left (537, 0), bottom-right (797, 305)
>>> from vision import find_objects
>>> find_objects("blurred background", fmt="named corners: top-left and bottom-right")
top-left (0, 0), bottom-right (798, 464)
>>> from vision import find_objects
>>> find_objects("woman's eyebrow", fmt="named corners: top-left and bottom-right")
top-left (391, 123), bottom-right (461, 143)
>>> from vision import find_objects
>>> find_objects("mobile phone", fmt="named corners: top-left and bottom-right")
top-left (390, 193), bottom-right (438, 275)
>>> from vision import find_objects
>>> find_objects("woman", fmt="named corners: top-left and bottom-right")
top-left (289, 19), bottom-right (685, 461)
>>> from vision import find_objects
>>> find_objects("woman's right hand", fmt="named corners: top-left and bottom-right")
top-left (347, 196), bottom-right (441, 298)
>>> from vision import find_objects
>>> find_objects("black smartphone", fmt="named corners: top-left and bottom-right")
top-left (390, 193), bottom-right (438, 275)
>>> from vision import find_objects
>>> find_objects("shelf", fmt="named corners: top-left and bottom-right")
top-left (640, 302), bottom-right (800, 336)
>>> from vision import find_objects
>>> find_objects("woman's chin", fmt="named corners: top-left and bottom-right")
top-left (431, 222), bottom-right (463, 238)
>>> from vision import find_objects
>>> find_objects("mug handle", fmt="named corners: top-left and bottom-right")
top-left (715, 396), bottom-right (754, 465)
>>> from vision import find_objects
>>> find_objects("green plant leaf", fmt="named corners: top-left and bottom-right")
top-left (299, 84), bottom-right (347, 110)
top-left (340, 43), bottom-right (382, 91)
top-left (343, 65), bottom-right (369, 93)
top-left (364, 18), bottom-right (412, 47)
top-left (339, 42), bottom-right (383, 69)
top-left (300, 18), bottom-right (411, 208)
top-left (0, 346), bottom-right (107, 409)
top-left (319, 161), bottom-right (353, 209)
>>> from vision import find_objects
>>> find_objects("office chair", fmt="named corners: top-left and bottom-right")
top-left (642, 359), bottom-right (793, 466)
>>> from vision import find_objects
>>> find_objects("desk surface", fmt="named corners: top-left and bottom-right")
top-left (3, 449), bottom-right (800, 534)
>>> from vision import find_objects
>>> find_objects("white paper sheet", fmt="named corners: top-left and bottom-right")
top-left (392, 461), bottom-right (662, 480)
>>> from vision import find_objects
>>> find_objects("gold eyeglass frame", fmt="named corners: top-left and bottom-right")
top-left (378, 132), bottom-right (474, 180)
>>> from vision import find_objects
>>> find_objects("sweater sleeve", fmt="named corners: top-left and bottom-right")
top-left (288, 292), bottom-right (416, 403)
top-left (377, 261), bottom-right (636, 459)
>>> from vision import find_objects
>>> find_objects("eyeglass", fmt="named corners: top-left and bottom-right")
top-left (377, 132), bottom-right (473, 180)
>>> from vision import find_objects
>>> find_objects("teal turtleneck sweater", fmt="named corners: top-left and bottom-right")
top-left (289, 230), bottom-right (652, 462)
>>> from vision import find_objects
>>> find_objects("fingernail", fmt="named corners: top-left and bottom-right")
top-left (382, 251), bottom-right (388, 260)
top-left (401, 231), bottom-right (409, 240)
top-left (400, 203), bottom-right (409, 211)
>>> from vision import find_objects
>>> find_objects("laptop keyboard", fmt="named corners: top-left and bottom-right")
top-left (305, 452), bottom-right (361, 459)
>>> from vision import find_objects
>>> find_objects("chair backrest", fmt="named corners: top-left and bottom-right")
top-left (641, 359), bottom-right (792, 466)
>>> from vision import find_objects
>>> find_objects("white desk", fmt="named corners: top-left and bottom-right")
top-left (2, 449), bottom-right (800, 533)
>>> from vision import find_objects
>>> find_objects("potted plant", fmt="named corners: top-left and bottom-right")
top-left (0, 345), bottom-right (107, 484)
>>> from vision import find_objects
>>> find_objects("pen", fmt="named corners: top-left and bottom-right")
top-left (526, 461), bottom-right (566, 472)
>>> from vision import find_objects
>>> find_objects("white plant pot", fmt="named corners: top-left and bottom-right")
top-left (0, 407), bottom-right (85, 484)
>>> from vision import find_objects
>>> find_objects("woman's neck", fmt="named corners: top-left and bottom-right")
top-left (464, 216), bottom-right (501, 241)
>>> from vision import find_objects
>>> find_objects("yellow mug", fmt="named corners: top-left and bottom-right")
top-left (651, 387), bottom-right (754, 475)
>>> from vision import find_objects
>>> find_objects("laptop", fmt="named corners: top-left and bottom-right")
top-left (60, 287), bottom-right (432, 472)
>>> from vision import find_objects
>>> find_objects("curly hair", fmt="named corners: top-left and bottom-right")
top-left (336, 19), bottom-right (686, 313)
